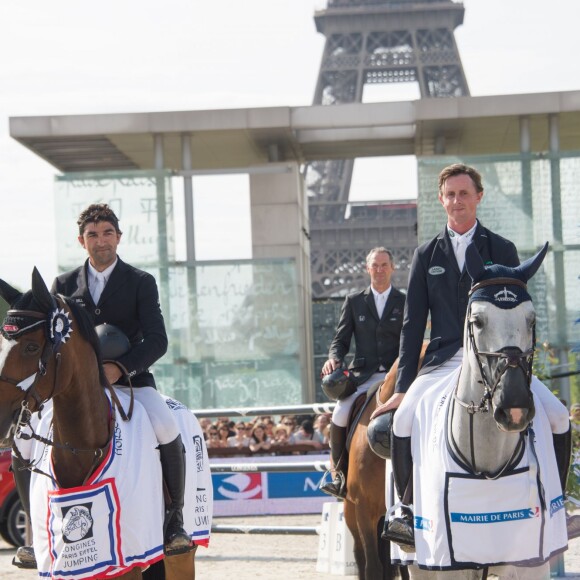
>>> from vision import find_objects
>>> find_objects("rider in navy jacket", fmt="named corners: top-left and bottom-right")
top-left (395, 221), bottom-right (519, 394)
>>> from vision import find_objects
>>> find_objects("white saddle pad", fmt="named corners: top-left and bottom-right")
top-left (389, 367), bottom-right (567, 570)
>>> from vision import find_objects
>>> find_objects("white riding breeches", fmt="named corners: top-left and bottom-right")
top-left (117, 386), bottom-right (180, 445)
top-left (393, 350), bottom-right (569, 438)
top-left (332, 372), bottom-right (384, 427)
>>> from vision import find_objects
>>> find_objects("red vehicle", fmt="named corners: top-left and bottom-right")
top-left (0, 448), bottom-right (25, 546)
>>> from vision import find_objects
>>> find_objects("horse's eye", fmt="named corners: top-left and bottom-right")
top-left (24, 343), bottom-right (40, 354)
top-left (470, 316), bottom-right (483, 329)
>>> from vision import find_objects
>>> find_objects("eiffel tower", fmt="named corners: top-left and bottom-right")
top-left (308, 0), bottom-right (470, 298)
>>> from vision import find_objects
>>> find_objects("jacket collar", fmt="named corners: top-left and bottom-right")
top-left (436, 220), bottom-right (486, 276)
top-left (82, 256), bottom-right (127, 305)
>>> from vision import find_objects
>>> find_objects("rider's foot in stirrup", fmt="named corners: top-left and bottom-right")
top-left (320, 471), bottom-right (346, 499)
top-left (382, 506), bottom-right (415, 553)
top-left (13, 545), bottom-right (37, 569)
top-left (164, 515), bottom-right (194, 557)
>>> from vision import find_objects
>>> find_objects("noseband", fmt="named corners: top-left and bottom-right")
top-left (455, 277), bottom-right (535, 416)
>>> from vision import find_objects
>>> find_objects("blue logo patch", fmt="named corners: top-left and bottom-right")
top-left (450, 507), bottom-right (539, 524)
top-left (415, 516), bottom-right (433, 531)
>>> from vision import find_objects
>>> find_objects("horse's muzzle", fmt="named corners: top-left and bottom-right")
top-left (493, 406), bottom-right (534, 432)
top-left (492, 361), bottom-right (534, 432)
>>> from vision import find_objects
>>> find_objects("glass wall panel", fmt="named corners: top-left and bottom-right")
top-left (55, 170), bottom-right (176, 270)
top-left (54, 170), bottom-right (303, 409)
top-left (155, 260), bottom-right (302, 409)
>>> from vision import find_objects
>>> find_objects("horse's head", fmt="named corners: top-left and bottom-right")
top-left (0, 268), bottom-right (98, 447)
top-left (463, 242), bottom-right (548, 433)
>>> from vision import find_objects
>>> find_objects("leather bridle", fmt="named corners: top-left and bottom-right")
top-left (0, 308), bottom-right (61, 415)
top-left (449, 277), bottom-right (535, 478)
top-left (1, 301), bottom-right (114, 485)
top-left (454, 277), bottom-right (535, 416)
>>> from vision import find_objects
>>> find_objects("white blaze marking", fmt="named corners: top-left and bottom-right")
top-left (0, 338), bottom-right (36, 391)
top-left (0, 338), bottom-right (17, 377)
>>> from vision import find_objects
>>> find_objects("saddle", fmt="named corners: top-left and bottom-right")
top-left (345, 379), bottom-right (383, 452)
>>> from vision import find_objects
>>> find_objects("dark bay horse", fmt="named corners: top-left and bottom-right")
top-left (344, 342), bottom-right (429, 580)
top-left (343, 361), bottom-right (402, 580)
top-left (0, 269), bottom-right (197, 579)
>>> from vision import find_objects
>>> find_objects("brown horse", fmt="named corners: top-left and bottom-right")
top-left (0, 269), bottom-right (197, 579)
top-left (344, 342), bottom-right (429, 580)
top-left (342, 362), bottom-right (401, 580)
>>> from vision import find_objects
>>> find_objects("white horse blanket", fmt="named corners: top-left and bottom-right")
top-left (22, 391), bottom-right (213, 580)
top-left (389, 366), bottom-right (568, 571)
top-left (161, 395), bottom-right (213, 547)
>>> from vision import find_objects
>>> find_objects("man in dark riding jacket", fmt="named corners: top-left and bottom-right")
top-left (320, 247), bottom-right (405, 498)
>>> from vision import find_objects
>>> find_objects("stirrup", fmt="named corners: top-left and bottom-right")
top-left (319, 469), bottom-right (346, 499)
top-left (382, 504), bottom-right (415, 553)
top-left (164, 530), bottom-right (194, 556)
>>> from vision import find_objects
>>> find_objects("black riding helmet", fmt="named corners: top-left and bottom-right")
top-left (321, 367), bottom-right (357, 401)
top-left (95, 323), bottom-right (130, 359)
top-left (367, 410), bottom-right (395, 459)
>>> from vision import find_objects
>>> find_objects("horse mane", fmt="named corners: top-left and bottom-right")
top-left (58, 296), bottom-right (107, 387)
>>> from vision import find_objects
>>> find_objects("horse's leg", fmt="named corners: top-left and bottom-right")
top-left (163, 547), bottom-right (197, 580)
top-left (354, 498), bottom-right (387, 579)
top-left (344, 499), bottom-right (367, 579)
top-left (346, 403), bottom-right (389, 580)
top-left (489, 563), bottom-right (550, 580)
top-left (408, 568), bottom-right (479, 580)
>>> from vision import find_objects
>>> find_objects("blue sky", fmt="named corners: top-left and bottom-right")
top-left (1, 0), bottom-right (579, 289)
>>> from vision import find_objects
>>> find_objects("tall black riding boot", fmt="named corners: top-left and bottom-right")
top-left (159, 435), bottom-right (193, 556)
top-left (320, 423), bottom-right (348, 499)
top-left (11, 455), bottom-right (37, 569)
top-left (553, 425), bottom-right (572, 495)
top-left (382, 434), bottom-right (415, 552)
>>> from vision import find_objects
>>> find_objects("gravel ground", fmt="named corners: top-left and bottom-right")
top-left (1, 514), bottom-right (579, 579)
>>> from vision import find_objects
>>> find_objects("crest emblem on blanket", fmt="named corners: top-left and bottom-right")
top-left (61, 503), bottom-right (94, 543)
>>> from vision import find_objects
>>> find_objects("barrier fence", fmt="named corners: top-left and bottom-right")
top-left (212, 525), bottom-right (319, 535)
top-left (198, 403), bottom-right (335, 536)
top-left (210, 461), bottom-right (329, 474)
top-left (191, 402), bottom-right (336, 419)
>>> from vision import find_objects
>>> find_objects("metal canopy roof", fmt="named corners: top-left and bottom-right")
top-left (9, 90), bottom-right (580, 173)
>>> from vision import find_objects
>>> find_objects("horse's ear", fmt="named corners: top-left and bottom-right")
top-left (0, 279), bottom-right (22, 307)
top-left (515, 242), bottom-right (549, 282)
top-left (31, 267), bottom-right (54, 313)
top-left (465, 242), bottom-right (486, 283)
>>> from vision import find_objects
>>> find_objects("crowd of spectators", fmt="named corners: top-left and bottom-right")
top-left (200, 413), bottom-right (331, 456)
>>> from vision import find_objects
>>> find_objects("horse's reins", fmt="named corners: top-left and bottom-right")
top-left (1, 301), bottom-right (129, 485)
top-left (450, 276), bottom-right (535, 478)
